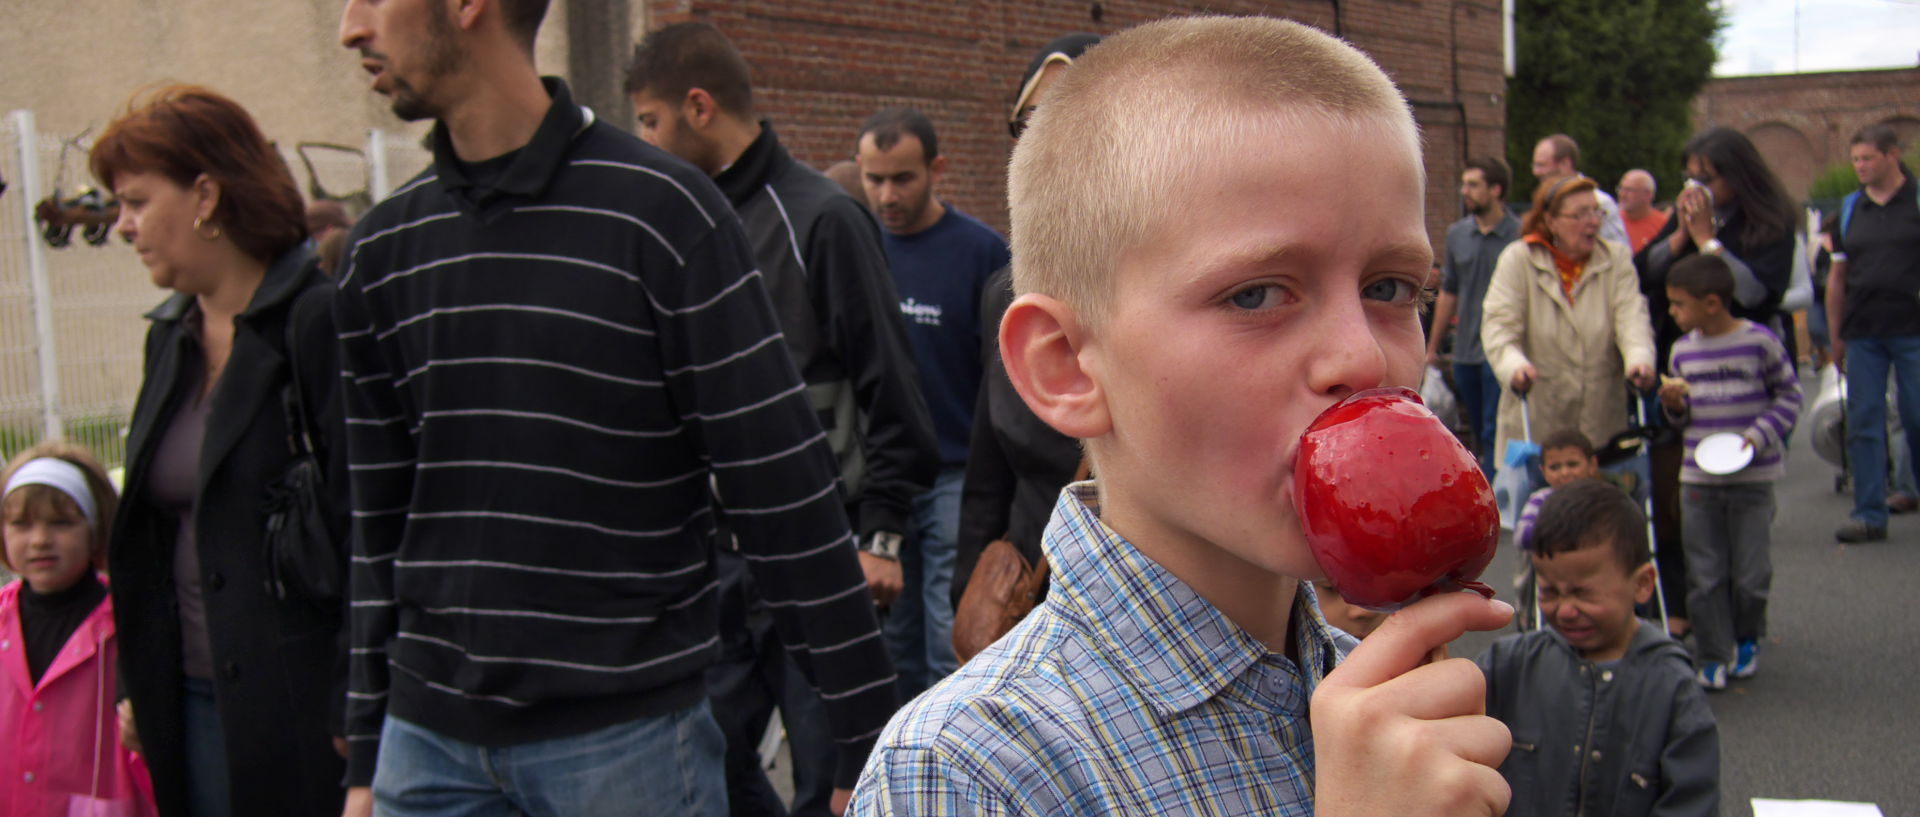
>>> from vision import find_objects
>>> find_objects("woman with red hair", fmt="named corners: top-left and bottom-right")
top-left (91, 85), bottom-right (347, 817)
top-left (1482, 175), bottom-right (1659, 474)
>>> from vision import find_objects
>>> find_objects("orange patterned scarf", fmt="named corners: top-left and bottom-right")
top-left (1523, 233), bottom-right (1584, 303)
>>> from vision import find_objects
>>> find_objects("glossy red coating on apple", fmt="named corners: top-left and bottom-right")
top-left (1294, 386), bottom-right (1498, 612)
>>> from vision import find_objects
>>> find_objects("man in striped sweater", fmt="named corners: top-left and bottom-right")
top-left (1659, 254), bottom-right (1802, 692)
top-left (333, 2), bottom-right (896, 815)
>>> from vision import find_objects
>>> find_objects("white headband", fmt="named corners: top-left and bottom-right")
top-left (4, 457), bottom-right (98, 528)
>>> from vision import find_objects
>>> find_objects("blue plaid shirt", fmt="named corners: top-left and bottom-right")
top-left (849, 483), bottom-right (1353, 816)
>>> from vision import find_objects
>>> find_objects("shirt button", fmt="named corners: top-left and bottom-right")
top-left (223, 661), bottom-right (241, 681)
top-left (22, 771), bottom-right (33, 783)
top-left (2, 639), bottom-right (9, 650)
top-left (1591, 750), bottom-right (1603, 762)
top-left (1601, 670), bottom-right (1614, 682)
top-left (31, 702), bottom-right (42, 712)
top-left (208, 572), bottom-right (226, 591)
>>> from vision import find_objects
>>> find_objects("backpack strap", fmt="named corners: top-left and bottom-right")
top-left (280, 285), bottom-right (325, 460)
top-left (1839, 190), bottom-right (1862, 241)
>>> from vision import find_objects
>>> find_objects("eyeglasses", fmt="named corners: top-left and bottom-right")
top-left (1555, 207), bottom-right (1603, 222)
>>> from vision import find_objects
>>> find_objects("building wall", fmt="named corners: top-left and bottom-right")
top-left (1692, 67), bottom-right (1920, 200)
top-left (0, 0), bottom-right (629, 457)
top-left (646, 0), bottom-right (1510, 255)
top-left (0, 0), bottom-right (1501, 457)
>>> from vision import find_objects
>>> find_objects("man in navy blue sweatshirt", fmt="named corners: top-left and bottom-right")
top-left (333, 2), bottom-right (896, 815)
top-left (854, 109), bottom-right (1011, 698)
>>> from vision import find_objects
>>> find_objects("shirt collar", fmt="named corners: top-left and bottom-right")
top-left (1042, 483), bottom-right (1346, 716)
top-left (713, 120), bottom-right (782, 209)
top-left (1493, 210), bottom-right (1521, 238)
top-left (430, 76), bottom-right (589, 208)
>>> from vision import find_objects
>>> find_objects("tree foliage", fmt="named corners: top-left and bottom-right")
top-left (1506, 0), bottom-right (1724, 207)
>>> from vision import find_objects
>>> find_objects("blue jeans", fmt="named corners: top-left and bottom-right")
top-left (1843, 336), bottom-right (1920, 527)
top-left (1453, 360), bottom-right (1501, 475)
top-left (883, 467), bottom-right (963, 699)
top-left (184, 677), bottom-right (234, 817)
top-left (372, 704), bottom-right (726, 817)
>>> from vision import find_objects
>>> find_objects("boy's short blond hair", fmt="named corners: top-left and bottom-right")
top-left (1008, 16), bottom-right (1421, 326)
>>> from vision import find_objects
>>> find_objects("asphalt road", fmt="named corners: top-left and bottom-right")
top-left (1449, 371), bottom-right (1920, 817)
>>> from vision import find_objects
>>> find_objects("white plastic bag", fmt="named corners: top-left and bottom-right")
top-left (1779, 232), bottom-right (1814, 313)
top-left (1419, 365), bottom-right (1459, 431)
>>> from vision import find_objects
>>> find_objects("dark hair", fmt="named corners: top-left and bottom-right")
top-left (1851, 123), bottom-right (1902, 154)
top-left (1465, 155), bottom-right (1510, 199)
top-left (1820, 211), bottom-right (1840, 236)
top-left (501, 0), bottom-right (551, 51)
top-left (1683, 127), bottom-right (1800, 251)
top-left (1541, 133), bottom-right (1580, 170)
top-left (1670, 253), bottom-right (1736, 305)
top-left (625, 22), bottom-right (754, 117)
top-left (1540, 428), bottom-right (1595, 458)
top-left (1533, 478), bottom-right (1649, 570)
top-left (90, 84), bottom-right (307, 263)
top-left (1521, 174), bottom-right (1596, 240)
top-left (858, 107), bottom-right (939, 164)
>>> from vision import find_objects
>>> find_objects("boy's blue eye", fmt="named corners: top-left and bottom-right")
top-left (1229, 285), bottom-right (1280, 310)
top-left (1362, 278), bottom-right (1417, 303)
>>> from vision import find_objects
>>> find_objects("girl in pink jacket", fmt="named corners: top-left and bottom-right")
top-left (1, 443), bottom-right (155, 817)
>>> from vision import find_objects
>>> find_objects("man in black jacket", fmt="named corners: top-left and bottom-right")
top-left (626, 23), bottom-right (939, 817)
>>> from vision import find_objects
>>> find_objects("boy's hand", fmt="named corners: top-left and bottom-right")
top-left (1313, 592), bottom-right (1514, 817)
top-left (1658, 376), bottom-right (1689, 411)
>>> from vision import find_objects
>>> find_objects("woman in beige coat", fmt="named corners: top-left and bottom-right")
top-left (1481, 175), bottom-right (1657, 468)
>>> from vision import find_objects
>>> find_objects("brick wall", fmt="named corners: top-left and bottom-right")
top-left (646, 0), bottom-right (1508, 256)
top-left (1692, 67), bottom-right (1920, 200)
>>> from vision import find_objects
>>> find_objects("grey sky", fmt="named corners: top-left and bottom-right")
top-left (1716, 0), bottom-right (1920, 75)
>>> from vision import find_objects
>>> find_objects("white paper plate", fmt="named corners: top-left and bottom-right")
top-left (1696, 432), bottom-right (1754, 475)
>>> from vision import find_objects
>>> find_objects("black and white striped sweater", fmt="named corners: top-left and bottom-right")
top-left (333, 79), bottom-right (895, 786)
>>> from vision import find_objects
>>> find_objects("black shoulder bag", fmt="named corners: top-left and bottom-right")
top-left (262, 299), bottom-right (346, 601)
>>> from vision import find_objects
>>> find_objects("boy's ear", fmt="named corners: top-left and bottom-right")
top-left (1631, 561), bottom-right (1657, 605)
top-left (999, 293), bottom-right (1109, 440)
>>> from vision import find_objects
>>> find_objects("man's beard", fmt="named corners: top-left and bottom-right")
top-left (389, 5), bottom-right (465, 122)
top-left (1464, 198), bottom-right (1491, 217)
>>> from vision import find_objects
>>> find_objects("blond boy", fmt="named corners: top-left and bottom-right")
top-left (848, 16), bottom-right (1512, 816)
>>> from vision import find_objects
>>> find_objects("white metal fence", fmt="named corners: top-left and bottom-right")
top-left (0, 110), bottom-right (429, 474)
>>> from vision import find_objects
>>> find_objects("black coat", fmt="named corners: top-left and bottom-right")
top-left (108, 247), bottom-right (348, 817)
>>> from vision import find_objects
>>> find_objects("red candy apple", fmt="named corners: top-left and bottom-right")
top-left (1293, 386), bottom-right (1498, 612)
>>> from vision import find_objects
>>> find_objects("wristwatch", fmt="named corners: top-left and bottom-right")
top-left (859, 531), bottom-right (903, 561)
top-left (1701, 238), bottom-right (1724, 256)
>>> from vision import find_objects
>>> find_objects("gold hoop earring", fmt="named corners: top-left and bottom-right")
top-left (192, 216), bottom-right (221, 241)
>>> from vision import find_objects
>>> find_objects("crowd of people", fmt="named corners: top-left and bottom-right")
top-left (2, 2), bottom-right (1917, 816)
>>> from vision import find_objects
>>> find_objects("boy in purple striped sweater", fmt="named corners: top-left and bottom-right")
top-left (1658, 254), bottom-right (1802, 690)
